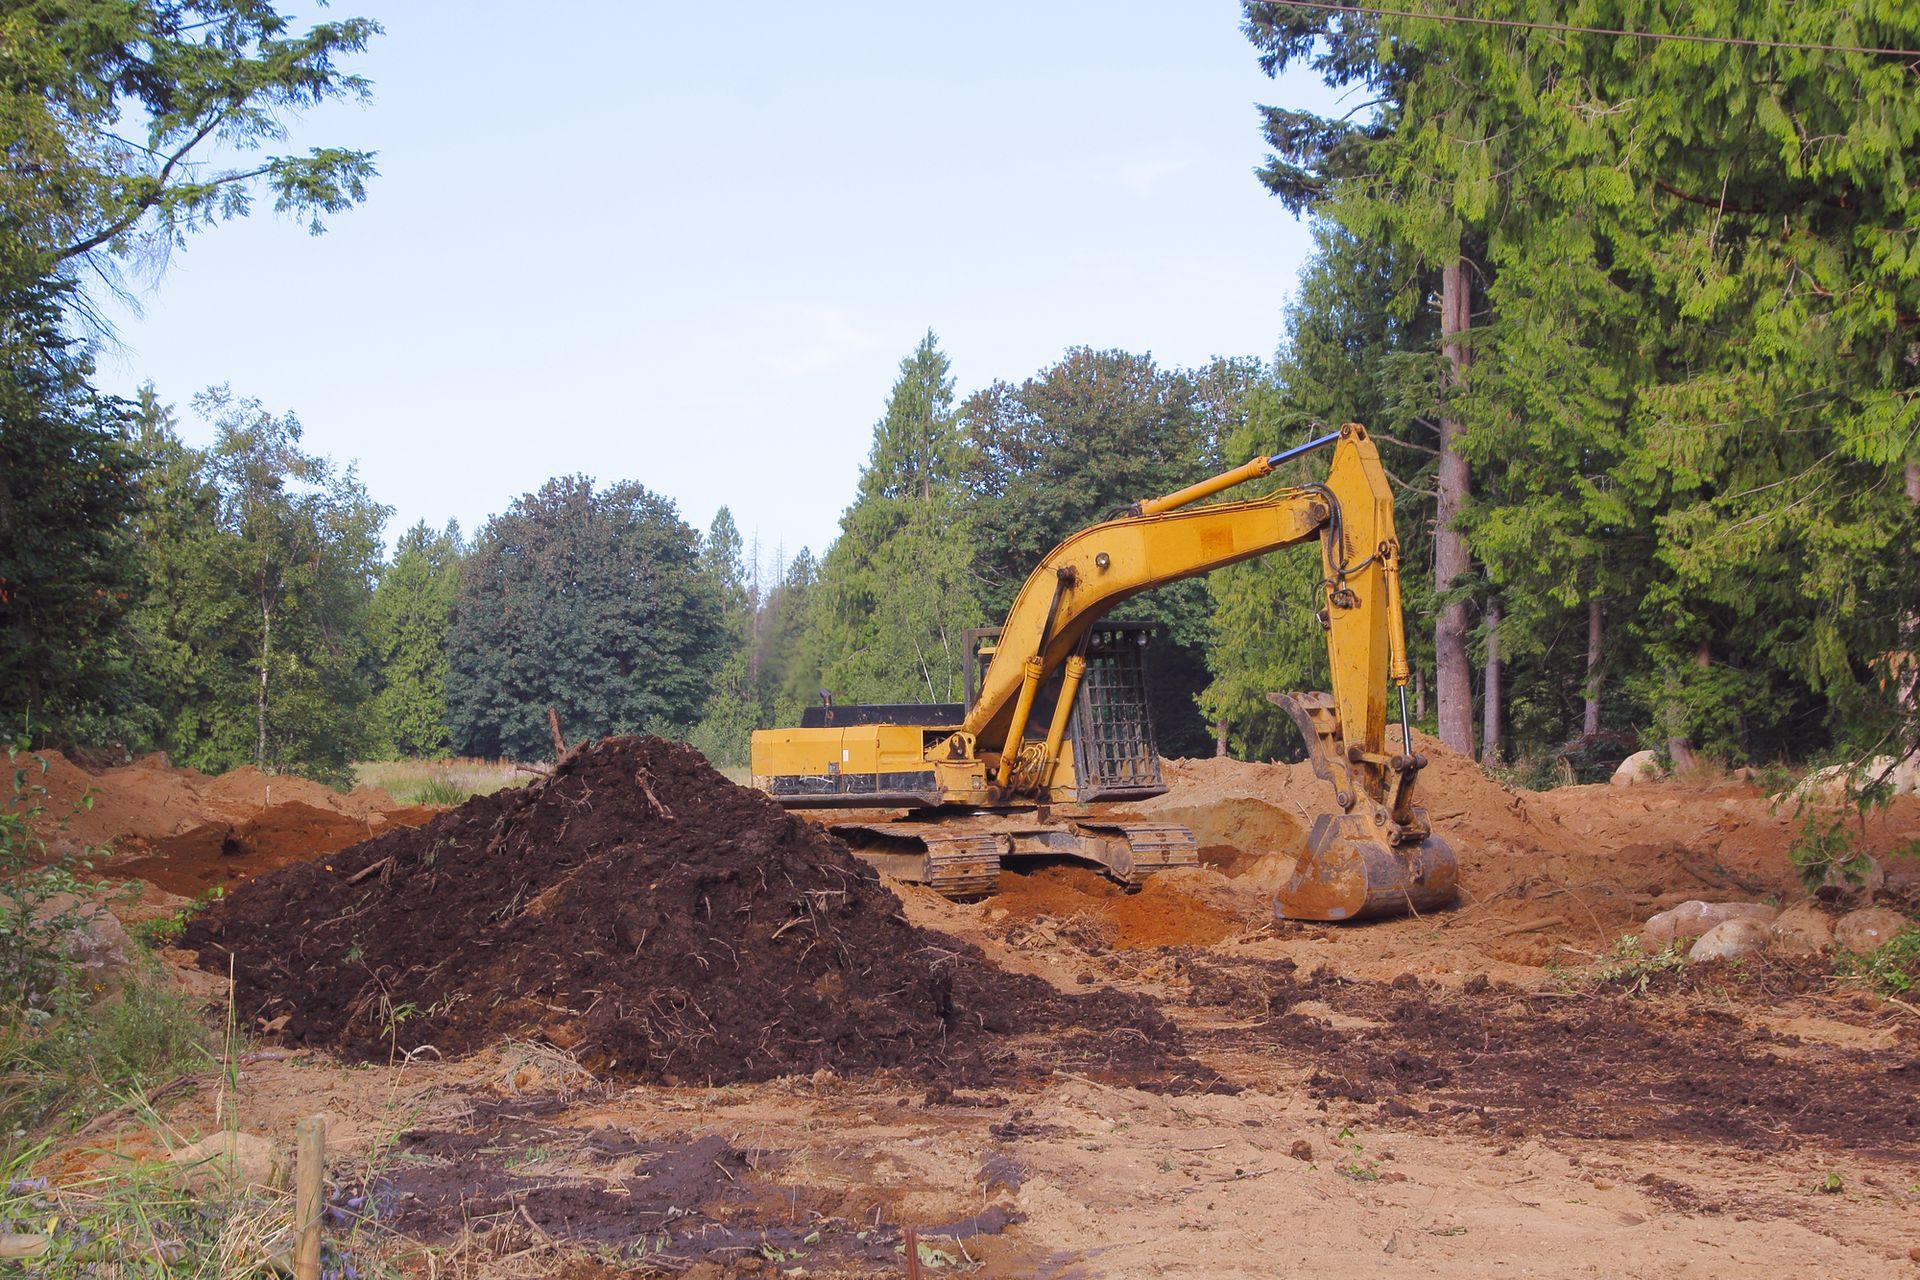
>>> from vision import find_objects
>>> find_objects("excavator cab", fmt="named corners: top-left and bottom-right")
top-left (751, 423), bottom-right (1460, 923)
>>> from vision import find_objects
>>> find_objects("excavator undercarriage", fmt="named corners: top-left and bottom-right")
top-left (751, 424), bottom-right (1462, 923)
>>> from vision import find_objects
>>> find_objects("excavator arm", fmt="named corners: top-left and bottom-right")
top-left (944, 422), bottom-right (1456, 920)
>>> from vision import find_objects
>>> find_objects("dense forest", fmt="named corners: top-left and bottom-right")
top-left (3, 2), bottom-right (1916, 784)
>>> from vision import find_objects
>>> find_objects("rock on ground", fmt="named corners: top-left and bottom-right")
top-left (1769, 901), bottom-right (1835, 957)
top-left (1639, 900), bottom-right (1776, 953)
top-left (32, 891), bottom-right (133, 988)
top-left (1610, 750), bottom-right (1665, 787)
top-left (1817, 853), bottom-right (1885, 904)
top-left (1688, 917), bottom-right (1774, 963)
top-left (168, 1131), bottom-right (284, 1193)
top-left (1833, 907), bottom-right (1912, 954)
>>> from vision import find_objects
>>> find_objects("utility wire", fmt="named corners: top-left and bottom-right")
top-left (1257, 1), bottom-right (1920, 59)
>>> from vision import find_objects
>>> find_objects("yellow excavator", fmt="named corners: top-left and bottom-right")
top-left (750, 423), bottom-right (1459, 922)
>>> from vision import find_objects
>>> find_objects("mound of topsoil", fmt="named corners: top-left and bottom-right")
top-left (184, 737), bottom-right (1203, 1089)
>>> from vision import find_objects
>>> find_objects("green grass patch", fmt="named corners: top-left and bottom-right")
top-left (352, 757), bottom-right (527, 806)
top-left (1839, 923), bottom-right (1920, 998)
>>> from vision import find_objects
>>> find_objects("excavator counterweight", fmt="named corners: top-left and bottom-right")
top-left (750, 423), bottom-right (1461, 923)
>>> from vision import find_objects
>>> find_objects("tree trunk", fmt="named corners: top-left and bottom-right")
top-left (1434, 257), bottom-right (1475, 755)
top-left (1414, 667), bottom-right (1426, 720)
top-left (256, 601), bottom-right (272, 769)
top-left (1481, 601), bottom-right (1502, 764)
top-left (1583, 597), bottom-right (1604, 736)
top-left (1905, 464), bottom-right (1919, 711)
top-left (1215, 719), bottom-right (1228, 758)
top-left (1667, 639), bottom-right (1711, 776)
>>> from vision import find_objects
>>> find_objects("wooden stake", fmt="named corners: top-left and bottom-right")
top-left (294, 1114), bottom-right (325, 1280)
top-left (904, 1226), bottom-right (922, 1280)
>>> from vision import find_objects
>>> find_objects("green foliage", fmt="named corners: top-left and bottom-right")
top-left (126, 388), bottom-right (389, 785)
top-left (1588, 936), bottom-right (1688, 997)
top-left (367, 521), bottom-right (464, 758)
top-left (1243, 0), bottom-right (1920, 765)
top-left (446, 476), bottom-right (726, 760)
top-left (689, 508), bottom-right (758, 768)
top-left (402, 775), bottom-right (472, 806)
top-left (1787, 812), bottom-right (1877, 896)
top-left (0, 753), bottom-right (107, 1012)
top-left (127, 886), bottom-right (224, 951)
top-left (1839, 924), bottom-right (1920, 998)
top-left (0, 0), bottom-right (380, 296)
top-left (1200, 226), bottom-right (1440, 757)
top-left (0, 284), bottom-right (146, 748)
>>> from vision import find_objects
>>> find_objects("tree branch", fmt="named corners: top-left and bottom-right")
top-left (1370, 430), bottom-right (1439, 456)
top-left (54, 108), bottom-right (234, 263)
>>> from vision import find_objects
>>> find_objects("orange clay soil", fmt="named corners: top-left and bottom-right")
top-left (9, 749), bottom-right (437, 897)
top-left (992, 864), bottom-right (1243, 949)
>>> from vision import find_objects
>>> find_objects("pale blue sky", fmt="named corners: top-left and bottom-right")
top-left (95, 2), bottom-right (1337, 576)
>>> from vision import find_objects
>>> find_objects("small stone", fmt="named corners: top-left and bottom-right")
top-left (1640, 900), bottom-right (1777, 953)
top-left (1611, 750), bottom-right (1666, 787)
top-left (1289, 1139), bottom-right (1313, 1161)
top-left (1834, 907), bottom-right (1912, 954)
top-left (1688, 917), bottom-right (1773, 963)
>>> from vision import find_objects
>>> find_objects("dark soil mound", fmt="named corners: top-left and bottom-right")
top-left (184, 737), bottom-right (1204, 1088)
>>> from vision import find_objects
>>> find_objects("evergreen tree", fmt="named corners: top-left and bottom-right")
top-left (798, 333), bottom-right (985, 708)
top-left (367, 521), bottom-right (464, 758)
top-left (445, 477), bottom-right (724, 760)
top-left (758, 547), bottom-right (821, 728)
top-left (1201, 225), bottom-right (1441, 757)
top-left (690, 507), bottom-right (758, 769)
top-left (0, 285), bottom-right (145, 746)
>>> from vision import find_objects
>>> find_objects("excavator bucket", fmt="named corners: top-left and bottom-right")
top-left (1277, 813), bottom-right (1459, 922)
top-left (1268, 692), bottom-right (1461, 923)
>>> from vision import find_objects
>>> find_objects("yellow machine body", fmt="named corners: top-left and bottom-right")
top-left (750, 424), bottom-right (1460, 922)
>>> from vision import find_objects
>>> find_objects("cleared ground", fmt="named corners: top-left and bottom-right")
top-left (30, 737), bottom-right (1920, 1278)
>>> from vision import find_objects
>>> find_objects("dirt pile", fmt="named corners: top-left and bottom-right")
top-left (184, 737), bottom-right (1205, 1088)
top-left (993, 865), bottom-right (1245, 950)
top-left (1150, 728), bottom-right (1568, 868)
top-left (11, 749), bottom-right (416, 858)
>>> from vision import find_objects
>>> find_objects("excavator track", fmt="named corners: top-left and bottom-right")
top-left (826, 814), bottom-right (1198, 900)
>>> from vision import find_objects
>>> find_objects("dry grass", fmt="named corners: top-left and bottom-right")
top-left (352, 758), bottom-right (530, 805)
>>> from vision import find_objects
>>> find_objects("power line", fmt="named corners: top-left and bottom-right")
top-left (1258, 1), bottom-right (1920, 60)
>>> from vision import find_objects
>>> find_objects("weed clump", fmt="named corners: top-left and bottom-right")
top-left (0, 751), bottom-right (209, 1153)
